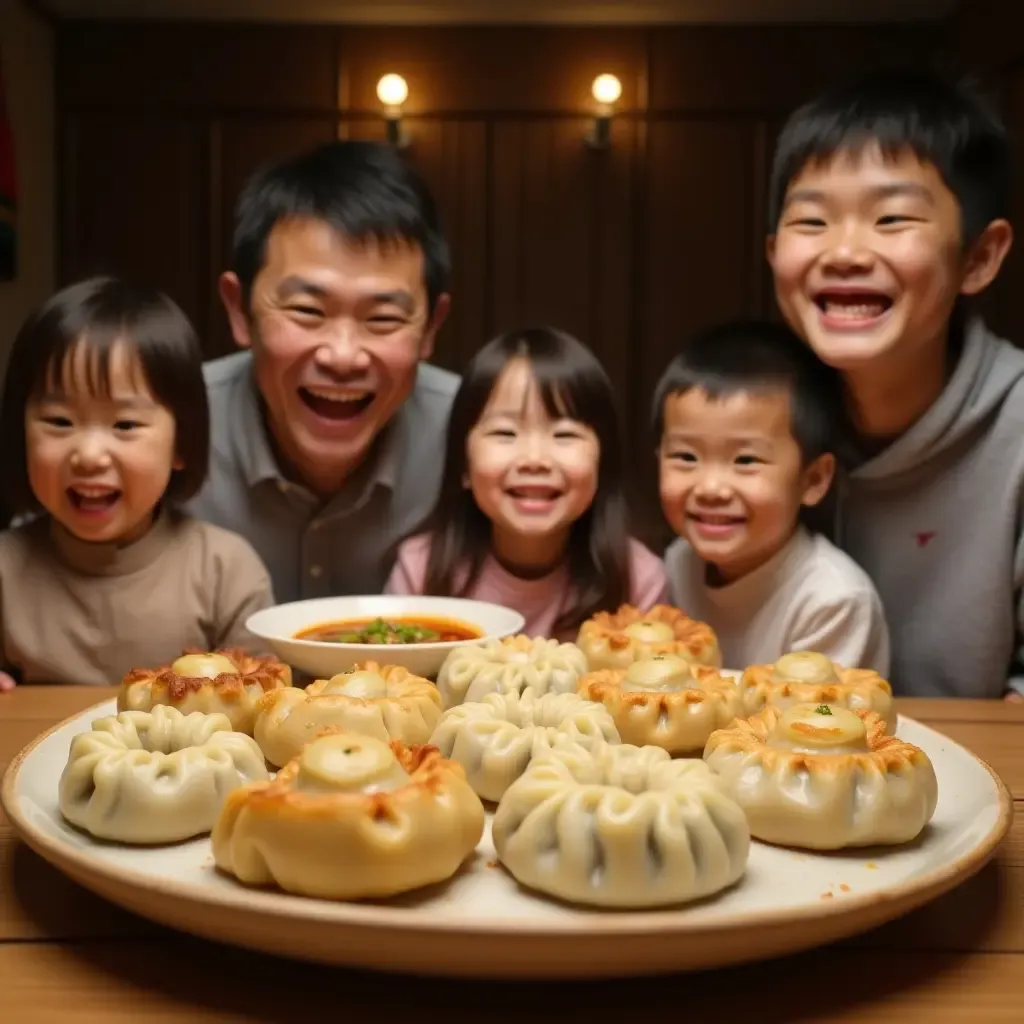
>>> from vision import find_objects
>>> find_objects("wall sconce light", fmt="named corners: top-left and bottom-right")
top-left (587, 73), bottom-right (622, 149)
top-left (376, 73), bottom-right (409, 148)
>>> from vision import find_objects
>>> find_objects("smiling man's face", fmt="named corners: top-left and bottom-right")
top-left (768, 144), bottom-right (966, 379)
top-left (220, 215), bottom-right (447, 496)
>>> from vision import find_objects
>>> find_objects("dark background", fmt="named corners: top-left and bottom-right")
top-left (41, 0), bottom-right (1024, 541)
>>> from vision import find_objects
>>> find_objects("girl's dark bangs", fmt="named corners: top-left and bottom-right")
top-left (40, 325), bottom-right (133, 400)
top-left (537, 376), bottom-right (578, 422)
top-left (527, 354), bottom-right (585, 424)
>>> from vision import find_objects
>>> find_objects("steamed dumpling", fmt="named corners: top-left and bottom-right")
top-left (59, 705), bottom-right (269, 844)
top-left (492, 742), bottom-right (750, 907)
top-left (436, 634), bottom-right (588, 709)
top-left (428, 689), bottom-right (619, 802)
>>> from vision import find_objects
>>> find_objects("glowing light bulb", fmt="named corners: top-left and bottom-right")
top-left (591, 73), bottom-right (622, 106)
top-left (376, 73), bottom-right (409, 108)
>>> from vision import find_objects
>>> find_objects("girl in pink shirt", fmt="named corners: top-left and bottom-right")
top-left (385, 326), bottom-right (668, 641)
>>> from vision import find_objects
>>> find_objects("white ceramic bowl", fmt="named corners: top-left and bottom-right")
top-left (245, 595), bottom-right (526, 680)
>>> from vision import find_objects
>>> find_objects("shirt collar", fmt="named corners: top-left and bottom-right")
top-left (701, 526), bottom-right (811, 609)
top-left (48, 507), bottom-right (175, 578)
top-left (235, 364), bottom-right (286, 489)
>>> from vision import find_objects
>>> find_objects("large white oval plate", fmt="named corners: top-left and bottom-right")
top-left (2, 698), bottom-right (1013, 979)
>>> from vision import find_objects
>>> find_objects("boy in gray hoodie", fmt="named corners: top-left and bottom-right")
top-left (767, 68), bottom-right (1024, 700)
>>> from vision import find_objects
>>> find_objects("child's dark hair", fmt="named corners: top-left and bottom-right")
top-left (0, 276), bottom-right (209, 516)
top-left (421, 326), bottom-right (630, 633)
top-left (769, 67), bottom-right (1011, 244)
top-left (232, 140), bottom-right (450, 315)
top-left (652, 319), bottom-right (841, 464)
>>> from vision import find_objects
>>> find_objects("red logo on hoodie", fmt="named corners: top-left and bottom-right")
top-left (915, 531), bottom-right (937, 548)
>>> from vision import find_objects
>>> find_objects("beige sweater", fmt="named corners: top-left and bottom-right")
top-left (0, 511), bottom-right (273, 686)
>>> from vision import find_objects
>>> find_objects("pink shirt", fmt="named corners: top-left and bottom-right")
top-left (384, 533), bottom-right (669, 642)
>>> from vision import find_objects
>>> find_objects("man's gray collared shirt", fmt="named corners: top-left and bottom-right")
top-left (185, 351), bottom-right (459, 603)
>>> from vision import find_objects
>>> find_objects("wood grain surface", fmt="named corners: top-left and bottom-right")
top-left (1, 687), bottom-right (1021, 1022)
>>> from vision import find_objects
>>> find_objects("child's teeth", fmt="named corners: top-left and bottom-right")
top-left (824, 301), bottom-right (887, 319)
top-left (73, 491), bottom-right (118, 510)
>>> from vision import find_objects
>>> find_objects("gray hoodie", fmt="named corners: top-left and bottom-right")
top-left (834, 317), bottom-right (1024, 698)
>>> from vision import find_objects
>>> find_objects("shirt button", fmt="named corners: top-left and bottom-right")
top-left (278, 481), bottom-right (290, 494)
top-left (309, 564), bottom-right (323, 578)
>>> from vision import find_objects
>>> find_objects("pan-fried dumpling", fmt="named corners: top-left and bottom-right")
top-left (736, 651), bottom-right (896, 732)
top-left (119, 648), bottom-right (292, 735)
top-left (577, 604), bottom-right (721, 672)
top-left (253, 661), bottom-right (442, 767)
top-left (703, 702), bottom-right (938, 850)
top-left (578, 655), bottom-right (744, 754)
top-left (212, 730), bottom-right (485, 900)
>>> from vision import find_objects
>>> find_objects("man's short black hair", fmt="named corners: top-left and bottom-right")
top-left (232, 140), bottom-right (451, 313)
top-left (652, 319), bottom-right (842, 464)
top-left (768, 67), bottom-right (1011, 244)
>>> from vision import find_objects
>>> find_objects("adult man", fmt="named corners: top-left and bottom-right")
top-left (186, 140), bottom-right (457, 602)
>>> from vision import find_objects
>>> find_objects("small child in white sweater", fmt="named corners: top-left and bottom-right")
top-left (654, 319), bottom-right (889, 674)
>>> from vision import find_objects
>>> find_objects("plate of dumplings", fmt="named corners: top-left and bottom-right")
top-left (0, 613), bottom-right (1013, 979)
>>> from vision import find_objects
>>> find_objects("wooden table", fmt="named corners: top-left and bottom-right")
top-left (1, 688), bottom-right (1021, 1022)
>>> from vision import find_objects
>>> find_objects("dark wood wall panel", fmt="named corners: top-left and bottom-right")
top-left (643, 120), bottom-right (756, 397)
top-left (585, 118), bottom-right (643, 421)
top-left (58, 18), bottom-right (1004, 543)
top-left (336, 26), bottom-right (647, 114)
top-left (61, 114), bottom-right (208, 332)
top-left (393, 119), bottom-right (489, 373)
top-left (489, 118), bottom-right (637, 372)
top-left (649, 26), bottom-right (940, 114)
top-left (946, 0), bottom-right (1023, 87)
top-left (56, 21), bottom-right (946, 375)
top-left (58, 23), bottom-right (338, 111)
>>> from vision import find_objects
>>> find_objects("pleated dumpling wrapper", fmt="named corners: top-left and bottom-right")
top-left (59, 705), bottom-right (269, 844)
top-left (429, 689), bottom-right (619, 802)
top-left (704, 702), bottom-right (937, 850)
top-left (212, 730), bottom-right (485, 900)
top-left (436, 634), bottom-right (588, 709)
top-left (492, 741), bottom-right (750, 908)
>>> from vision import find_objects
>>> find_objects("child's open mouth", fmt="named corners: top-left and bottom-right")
top-left (507, 485), bottom-right (563, 512)
top-left (814, 291), bottom-right (894, 324)
top-left (687, 512), bottom-right (745, 538)
top-left (299, 386), bottom-right (375, 421)
top-left (67, 486), bottom-right (121, 514)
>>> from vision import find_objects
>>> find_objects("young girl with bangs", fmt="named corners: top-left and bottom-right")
top-left (0, 276), bottom-right (273, 690)
top-left (385, 326), bottom-right (668, 640)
